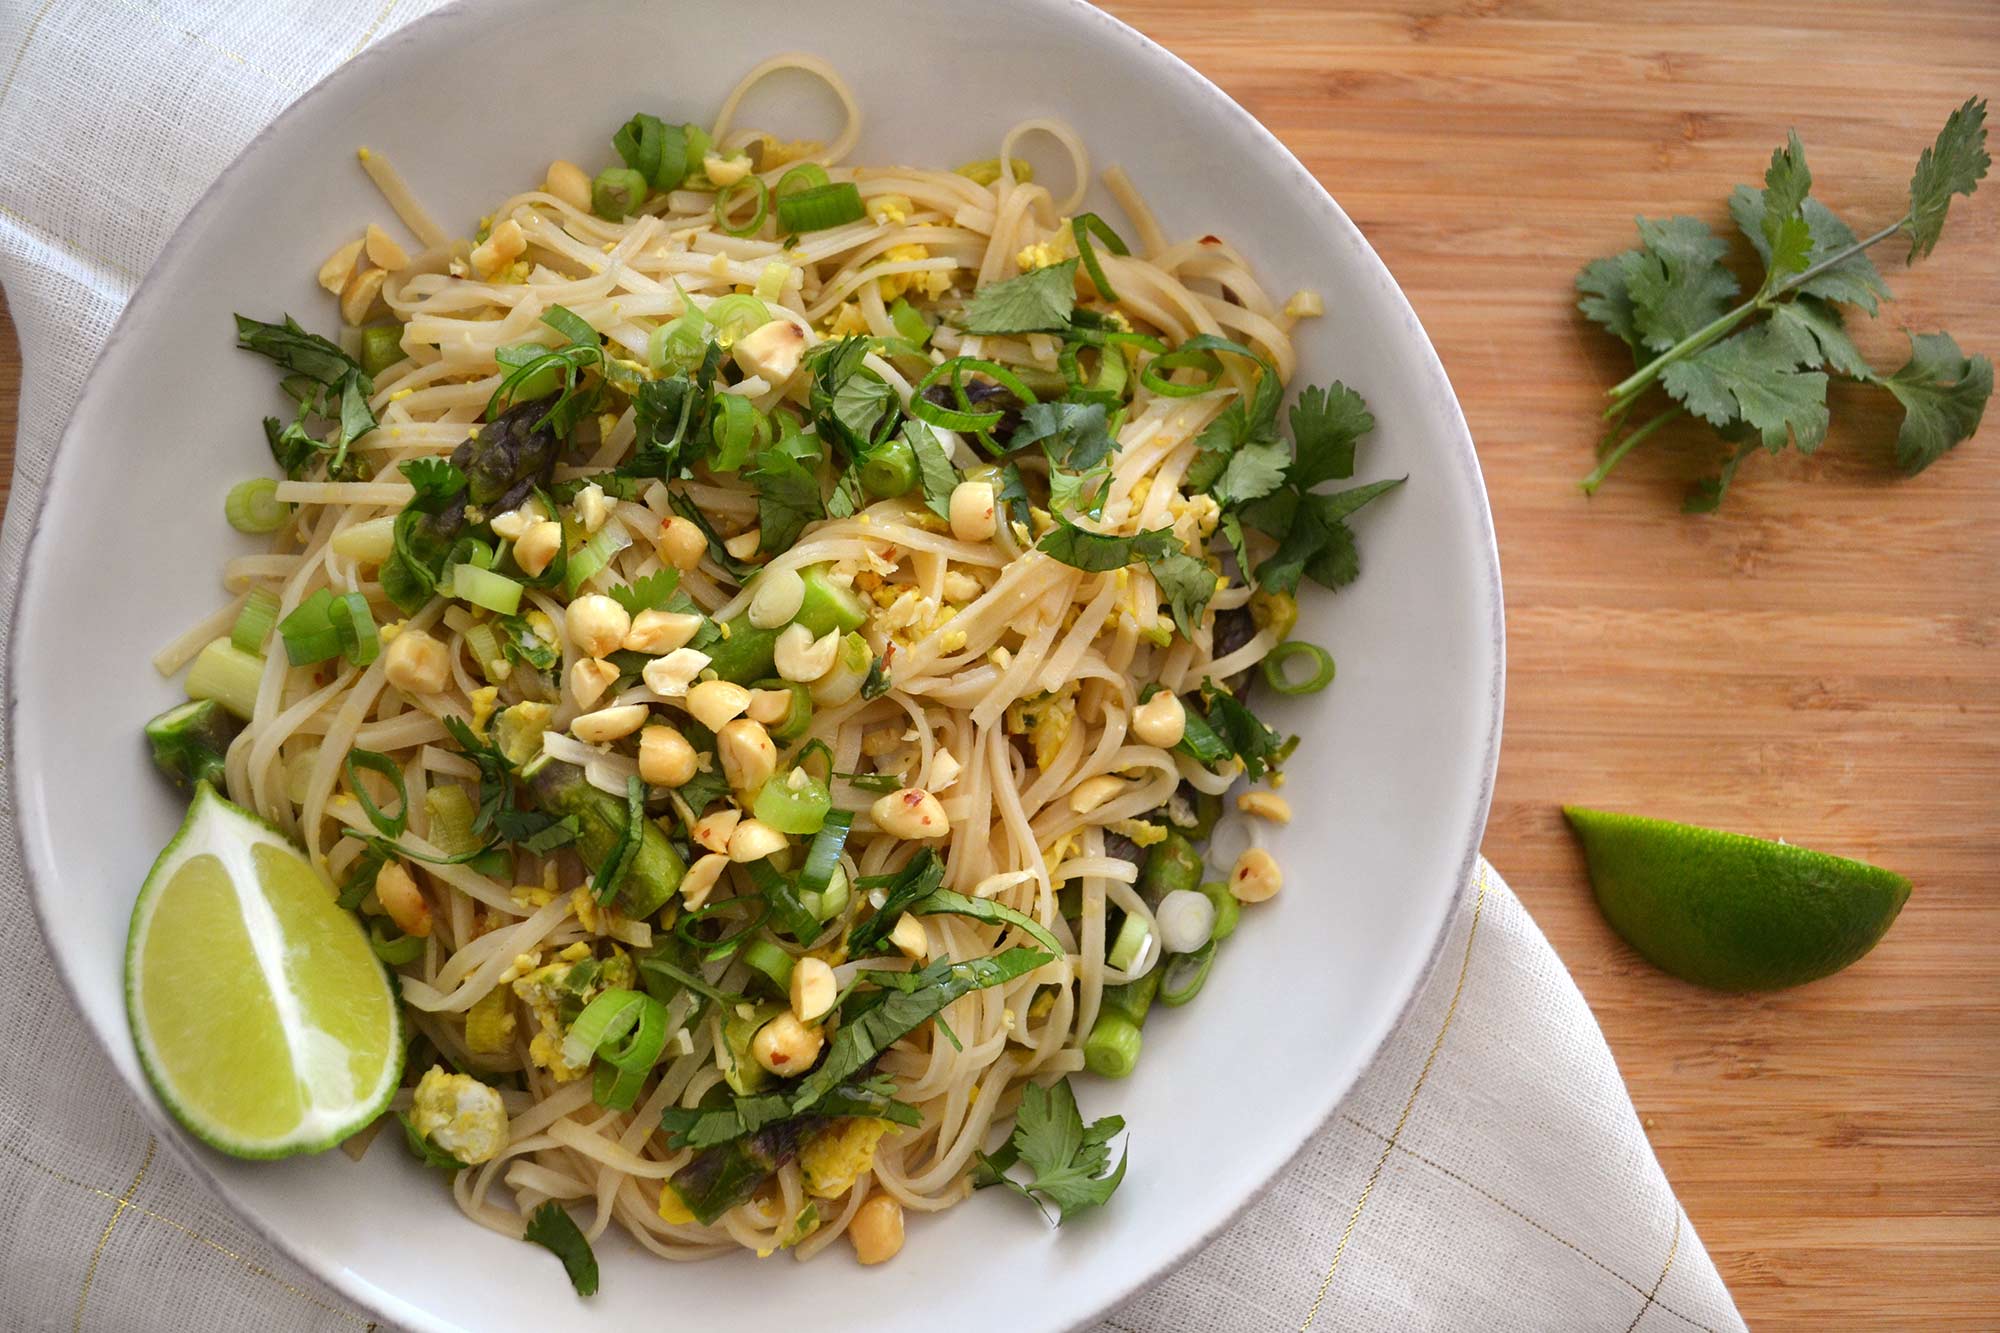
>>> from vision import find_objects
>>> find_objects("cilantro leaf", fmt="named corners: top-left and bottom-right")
top-left (1210, 438), bottom-right (1290, 509)
top-left (236, 314), bottom-right (379, 478)
top-left (996, 462), bottom-right (1033, 536)
top-left (904, 419), bottom-right (960, 520)
top-left (958, 260), bottom-right (1079, 334)
top-left (1661, 326), bottom-right (1829, 453)
top-left (1906, 96), bottom-right (1990, 261)
top-left (847, 849), bottom-right (948, 954)
top-left (1195, 678), bottom-right (1291, 781)
top-left (893, 885), bottom-right (1065, 955)
top-left (1765, 297), bottom-right (1871, 379)
top-left (1867, 332), bottom-right (1993, 474)
top-left (1245, 479), bottom-right (1404, 595)
top-left (607, 569), bottom-right (682, 617)
top-left (1148, 548), bottom-right (1217, 640)
top-left (1576, 253), bottom-right (1643, 354)
top-left (746, 446), bottom-right (825, 553)
top-left (1754, 131), bottom-right (1815, 280)
top-left (522, 1202), bottom-right (599, 1297)
top-left (1036, 516), bottom-right (1177, 573)
top-left (1047, 461), bottom-right (1110, 519)
top-left (1728, 188), bottom-right (1890, 315)
top-left (1011, 400), bottom-right (1115, 472)
top-left (1622, 216), bottom-right (1740, 352)
top-left (1288, 382), bottom-right (1374, 490)
top-left (399, 457), bottom-right (467, 508)
top-left (973, 1077), bottom-right (1127, 1224)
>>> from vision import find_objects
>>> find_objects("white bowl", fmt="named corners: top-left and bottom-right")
top-left (8, 1), bottom-right (1502, 1328)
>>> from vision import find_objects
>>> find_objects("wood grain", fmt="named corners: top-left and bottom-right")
top-left (2, 3), bottom-right (1996, 1326)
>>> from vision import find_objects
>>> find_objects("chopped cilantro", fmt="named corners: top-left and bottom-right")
top-left (958, 259), bottom-right (1080, 334)
top-left (522, 1202), bottom-right (599, 1297)
top-left (972, 1077), bottom-right (1127, 1223)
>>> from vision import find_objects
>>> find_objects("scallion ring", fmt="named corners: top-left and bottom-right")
top-left (560, 987), bottom-right (647, 1071)
top-left (343, 746), bottom-right (409, 838)
top-left (675, 896), bottom-right (770, 962)
top-left (368, 920), bottom-right (425, 966)
top-left (703, 293), bottom-right (771, 345)
top-left (277, 588), bottom-right (341, 665)
top-left (1139, 346), bottom-right (1226, 398)
top-left (774, 163), bottom-right (830, 196)
top-left (1070, 212), bottom-right (1130, 304)
top-left (739, 938), bottom-right (796, 992)
top-left (775, 181), bottom-right (865, 233)
top-left (225, 477), bottom-right (289, 534)
top-left (230, 587), bottom-right (281, 655)
top-left (708, 393), bottom-right (764, 472)
top-left (798, 809), bottom-right (853, 896)
top-left (327, 591), bottom-right (381, 666)
top-left (713, 174), bottom-right (769, 238)
top-left (1262, 641), bottom-right (1335, 695)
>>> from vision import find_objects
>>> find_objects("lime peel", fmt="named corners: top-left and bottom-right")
top-left (126, 784), bottom-right (402, 1157)
top-left (1563, 805), bottom-right (1911, 993)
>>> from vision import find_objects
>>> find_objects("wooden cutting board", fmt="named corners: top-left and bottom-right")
top-left (0, 2), bottom-right (1993, 1326)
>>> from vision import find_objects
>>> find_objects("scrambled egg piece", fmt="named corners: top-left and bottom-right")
top-left (879, 243), bottom-right (951, 299)
top-left (757, 135), bottom-right (822, 168)
top-left (1110, 818), bottom-right (1169, 848)
top-left (467, 686), bottom-right (500, 736)
top-left (867, 194), bottom-right (912, 225)
top-left (492, 701), bottom-right (553, 767)
top-left (658, 1184), bottom-right (696, 1225)
top-left (823, 301), bottom-right (870, 337)
top-left (1016, 239), bottom-right (1069, 272)
top-left (513, 951), bottom-right (634, 1081)
top-left (799, 1118), bottom-right (899, 1199)
top-left (410, 1067), bottom-right (508, 1165)
top-left (1006, 685), bottom-right (1076, 770)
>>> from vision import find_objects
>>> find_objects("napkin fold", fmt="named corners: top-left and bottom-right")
top-left (0, 4), bottom-right (1747, 1329)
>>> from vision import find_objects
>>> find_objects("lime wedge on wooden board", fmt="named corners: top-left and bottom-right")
top-left (1563, 806), bottom-right (1911, 992)
top-left (125, 784), bottom-right (401, 1157)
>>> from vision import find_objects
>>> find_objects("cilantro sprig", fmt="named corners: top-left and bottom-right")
top-left (973, 1076), bottom-right (1128, 1223)
top-left (1579, 98), bottom-right (1991, 509)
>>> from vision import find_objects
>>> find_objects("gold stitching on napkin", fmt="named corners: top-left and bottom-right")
top-left (345, 1), bottom-right (403, 61)
top-left (73, 1139), bottom-right (154, 1332)
top-left (1339, 1117), bottom-right (1720, 1333)
top-left (1622, 1210), bottom-right (1683, 1332)
top-left (0, 0), bottom-right (58, 113)
top-left (7, 1141), bottom-right (373, 1329)
top-left (1299, 868), bottom-right (1490, 1330)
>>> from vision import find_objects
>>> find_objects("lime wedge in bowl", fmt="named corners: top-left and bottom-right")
top-left (125, 783), bottom-right (402, 1157)
top-left (1564, 806), bottom-right (1911, 992)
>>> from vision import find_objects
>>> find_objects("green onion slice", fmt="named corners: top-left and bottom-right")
top-left (887, 297), bottom-right (932, 348)
top-left (775, 181), bottom-right (865, 233)
top-left (799, 809), bottom-right (852, 895)
top-left (708, 392), bottom-right (766, 472)
top-left (225, 477), bottom-right (289, 534)
top-left (1261, 641), bottom-right (1335, 695)
top-left (344, 747), bottom-right (409, 838)
top-left (560, 987), bottom-right (647, 1070)
top-left (277, 589), bottom-right (341, 665)
top-left (327, 591), bottom-right (381, 666)
top-left (774, 163), bottom-right (830, 196)
top-left (564, 522), bottom-right (633, 595)
top-left (713, 174), bottom-right (770, 238)
top-left (1158, 939), bottom-right (1216, 1007)
top-left (451, 563), bottom-right (525, 616)
top-left (230, 587), bottom-right (281, 655)
top-left (739, 938), bottom-right (795, 992)
top-left (592, 990), bottom-right (671, 1110)
top-left (752, 770), bottom-right (832, 835)
top-left (1106, 911), bottom-right (1152, 971)
top-left (1070, 212), bottom-right (1130, 305)
top-left (907, 356), bottom-right (1041, 452)
top-left (1139, 346), bottom-right (1225, 398)
top-left (369, 921), bottom-right (425, 965)
top-left (675, 896), bottom-right (770, 962)
top-left (746, 860), bottom-right (822, 945)
top-left (703, 293), bottom-right (771, 346)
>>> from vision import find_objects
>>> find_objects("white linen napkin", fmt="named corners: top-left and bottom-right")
top-left (0, 4), bottom-right (1748, 1329)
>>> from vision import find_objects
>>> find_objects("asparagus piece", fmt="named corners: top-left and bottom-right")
top-left (525, 758), bottom-right (685, 917)
top-left (143, 698), bottom-right (241, 792)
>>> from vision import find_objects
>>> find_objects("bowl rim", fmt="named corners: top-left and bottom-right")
top-left (5, 0), bottom-right (1504, 1327)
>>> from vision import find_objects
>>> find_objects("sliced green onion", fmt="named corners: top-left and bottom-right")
top-left (230, 588), bottom-right (281, 655)
top-left (369, 920), bottom-right (425, 965)
top-left (752, 770), bottom-right (831, 835)
top-left (739, 937), bottom-right (796, 992)
top-left (344, 747), bottom-right (410, 838)
top-left (1070, 213), bottom-right (1130, 304)
top-left (774, 163), bottom-right (830, 196)
top-left (1139, 346), bottom-right (1225, 398)
top-left (713, 175), bottom-right (769, 238)
top-left (800, 866), bottom-right (849, 924)
top-left (278, 589), bottom-right (342, 666)
top-left (593, 166), bottom-right (648, 219)
top-left (858, 435), bottom-right (917, 499)
top-left (359, 324), bottom-right (403, 377)
top-left (615, 113), bottom-right (691, 192)
top-left (703, 294), bottom-right (771, 346)
top-left (564, 522), bottom-right (633, 594)
top-left (185, 637), bottom-right (264, 721)
top-left (1262, 641), bottom-right (1335, 695)
top-left (1199, 881), bottom-right (1241, 942)
top-left (649, 307), bottom-right (709, 374)
top-left (887, 297), bottom-right (932, 348)
top-left (799, 810), bottom-right (852, 895)
top-left (560, 987), bottom-right (646, 1071)
top-left (1107, 911), bottom-right (1152, 971)
top-left (754, 680), bottom-right (813, 743)
top-left (1158, 940), bottom-right (1215, 1007)
top-left (328, 590), bottom-right (381, 666)
top-left (225, 477), bottom-right (289, 534)
top-left (464, 621), bottom-right (506, 681)
top-left (708, 393), bottom-right (765, 472)
top-left (451, 563), bottom-right (525, 616)
top-left (592, 990), bottom-right (670, 1110)
top-left (908, 357), bottom-right (1041, 452)
top-left (425, 784), bottom-right (480, 857)
top-left (675, 896), bottom-right (771, 963)
top-left (775, 181), bottom-right (864, 233)
top-left (684, 123), bottom-right (715, 166)
top-left (745, 860), bottom-right (822, 945)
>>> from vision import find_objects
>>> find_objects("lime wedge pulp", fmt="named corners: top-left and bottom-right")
top-left (1563, 806), bottom-right (1911, 993)
top-left (125, 784), bottom-right (402, 1157)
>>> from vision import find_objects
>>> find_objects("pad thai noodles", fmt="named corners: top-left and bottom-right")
top-left (142, 53), bottom-right (1402, 1280)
